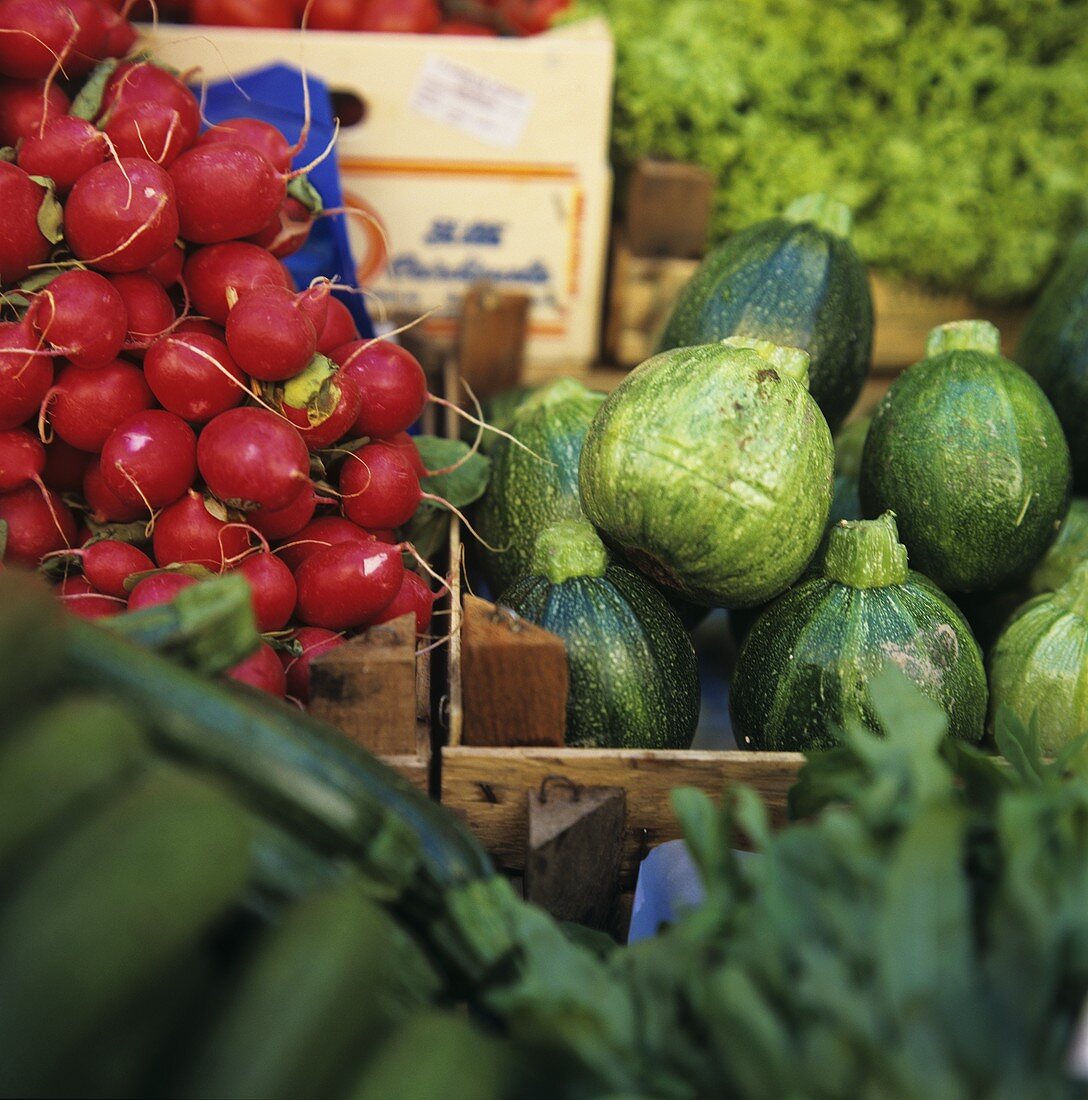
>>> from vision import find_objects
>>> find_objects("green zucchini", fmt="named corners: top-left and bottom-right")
top-left (656, 193), bottom-right (873, 431)
top-left (1016, 232), bottom-right (1088, 490)
top-left (498, 519), bottom-right (699, 749)
top-left (474, 378), bottom-right (605, 593)
top-left (860, 321), bottom-right (1071, 592)
top-left (988, 559), bottom-right (1088, 753)
top-left (579, 338), bottom-right (833, 609)
top-left (730, 513), bottom-right (987, 751)
top-left (1028, 497), bottom-right (1088, 596)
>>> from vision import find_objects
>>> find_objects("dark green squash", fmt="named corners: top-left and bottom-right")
top-left (860, 320), bottom-right (1071, 592)
top-left (730, 513), bottom-right (987, 751)
top-left (1016, 232), bottom-right (1088, 490)
top-left (473, 379), bottom-right (604, 594)
top-left (1028, 497), bottom-right (1088, 596)
top-left (497, 520), bottom-right (699, 749)
top-left (656, 193), bottom-right (873, 431)
top-left (988, 559), bottom-right (1088, 753)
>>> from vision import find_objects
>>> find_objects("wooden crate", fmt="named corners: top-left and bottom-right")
top-left (437, 504), bottom-right (804, 893)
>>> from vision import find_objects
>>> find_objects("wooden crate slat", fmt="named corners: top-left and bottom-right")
top-left (441, 745), bottom-right (805, 887)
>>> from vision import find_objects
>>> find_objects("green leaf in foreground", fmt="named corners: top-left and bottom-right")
top-left (403, 437), bottom-right (491, 560)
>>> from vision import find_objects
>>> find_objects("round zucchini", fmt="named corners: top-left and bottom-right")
top-left (1016, 232), bottom-right (1088, 489)
top-left (498, 520), bottom-right (699, 750)
top-left (474, 379), bottom-right (605, 594)
top-left (656, 193), bottom-right (873, 431)
top-left (988, 559), bottom-right (1088, 753)
top-left (1028, 497), bottom-right (1088, 596)
top-left (730, 512), bottom-right (987, 751)
top-left (579, 338), bottom-right (833, 609)
top-left (860, 321), bottom-right (1071, 592)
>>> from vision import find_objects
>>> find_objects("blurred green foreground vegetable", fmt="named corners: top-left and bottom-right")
top-left (5, 568), bottom-right (1088, 1097)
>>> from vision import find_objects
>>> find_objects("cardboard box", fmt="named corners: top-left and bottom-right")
top-left (140, 19), bottom-right (615, 374)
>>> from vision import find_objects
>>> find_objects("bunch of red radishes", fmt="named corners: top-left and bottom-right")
top-left (0, 0), bottom-right (446, 703)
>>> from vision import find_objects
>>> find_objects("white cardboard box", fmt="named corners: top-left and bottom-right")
top-left (141, 19), bottom-right (615, 374)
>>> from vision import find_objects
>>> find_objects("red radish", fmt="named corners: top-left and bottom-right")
top-left (355, 0), bottom-right (441, 32)
top-left (0, 483), bottom-right (75, 566)
top-left (144, 332), bottom-right (245, 423)
top-left (100, 409), bottom-right (197, 510)
top-left (226, 640), bottom-right (288, 696)
top-left (108, 273), bottom-right (176, 348)
top-left (340, 442), bottom-right (422, 529)
top-left (127, 570), bottom-right (198, 610)
top-left (152, 490), bottom-right (250, 571)
top-left (383, 429), bottom-right (427, 475)
top-left (57, 0), bottom-right (110, 76)
top-left (246, 195), bottom-right (312, 258)
top-left (307, 0), bottom-right (362, 31)
top-left (333, 339), bottom-right (427, 438)
top-left (437, 19), bottom-right (498, 35)
top-left (316, 296), bottom-right (360, 355)
top-left (275, 514), bottom-right (372, 573)
top-left (56, 574), bottom-right (123, 620)
top-left (0, 426), bottom-right (44, 492)
top-left (282, 370), bottom-right (361, 451)
top-left (295, 282), bottom-right (331, 336)
top-left (192, 0), bottom-right (297, 28)
top-left (103, 101), bottom-right (198, 168)
top-left (293, 539), bottom-right (404, 630)
top-left (146, 242), bottom-right (185, 288)
top-left (65, 158), bottom-right (179, 273)
top-left (368, 528), bottom-right (398, 543)
top-left (48, 359), bottom-right (154, 453)
top-left (372, 569), bottom-right (435, 634)
top-left (197, 117), bottom-right (294, 174)
top-left (0, 162), bottom-right (51, 284)
top-left (80, 539), bottom-right (155, 598)
top-left (0, 0), bottom-right (81, 81)
top-left (250, 482), bottom-right (317, 541)
top-left (0, 321), bottom-right (53, 431)
top-left (184, 241), bottom-right (293, 325)
top-left (173, 318), bottom-right (223, 340)
top-left (0, 79), bottom-right (68, 147)
top-left (17, 115), bottom-right (106, 194)
top-left (41, 437), bottom-right (93, 492)
top-left (197, 407), bottom-right (309, 511)
top-left (83, 461), bottom-right (144, 523)
top-left (99, 62), bottom-right (201, 143)
top-left (282, 626), bottom-right (344, 703)
top-left (169, 142), bottom-right (286, 244)
top-left (101, 4), bottom-right (137, 57)
top-left (225, 285), bottom-right (317, 381)
top-left (30, 269), bottom-right (127, 368)
top-left (236, 550), bottom-right (296, 631)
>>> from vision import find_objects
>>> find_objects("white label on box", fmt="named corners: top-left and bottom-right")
top-left (409, 55), bottom-right (534, 150)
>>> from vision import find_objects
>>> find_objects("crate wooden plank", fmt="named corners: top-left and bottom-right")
top-left (309, 614), bottom-right (419, 758)
top-left (441, 746), bottom-right (804, 888)
top-left (457, 285), bottom-right (530, 399)
top-left (461, 595), bottom-right (568, 747)
top-left (624, 159), bottom-right (715, 259)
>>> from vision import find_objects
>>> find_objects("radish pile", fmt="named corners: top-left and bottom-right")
top-left (0, 0), bottom-right (449, 703)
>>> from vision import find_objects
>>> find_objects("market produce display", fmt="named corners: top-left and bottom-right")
top-left (730, 513), bottom-right (987, 751)
top-left (1030, 498), bottom-right (1088, 596)
top-left (579, 338), bottom-right (834, 608)
top-left (657, 193), bottom-right (873, 432)
top-left (577, 0), bottom-right (1088, 301)
top-left (861, 320), bottom-right (1071, 592)
top-left (498, 518), bottom-right (699, 749)
top-left (7, 569), bottom-right (1088, 1097)
top-left (0, 0), bottom-right (502, 705)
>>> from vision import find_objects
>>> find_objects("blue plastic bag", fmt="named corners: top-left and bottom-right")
top-left (196, 62), bottom-right (373, 339)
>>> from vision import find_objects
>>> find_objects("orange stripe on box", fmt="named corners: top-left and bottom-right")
top-left (338, 156), bottom-right (579, 181)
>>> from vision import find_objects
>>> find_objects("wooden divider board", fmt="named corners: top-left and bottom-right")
top-left (441, 745), bottom-right (805, 888)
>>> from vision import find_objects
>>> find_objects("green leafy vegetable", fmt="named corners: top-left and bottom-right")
top-left (404, 436), bottom-right (490, 560)
top-left (574, 0), bottom-right (1088, 300)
